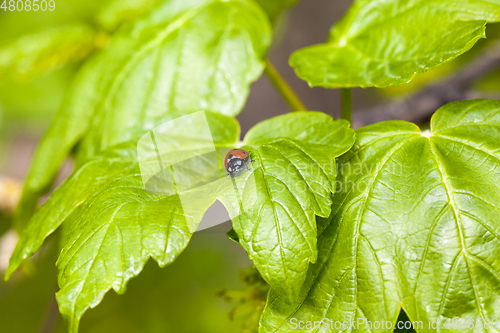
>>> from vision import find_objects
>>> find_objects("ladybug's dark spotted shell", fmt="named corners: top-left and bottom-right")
top-left (225, 149), bottom-right (251, 176)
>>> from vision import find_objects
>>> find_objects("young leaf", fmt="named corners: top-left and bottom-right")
top-left (13, 0), bottom-right (271, 227)
top-left (290, 0), bottom-right (500, 88)
top-left (222, 112), bottom-right (355, 302)
top-left (6, 0), bottom-right (274, 319)
top-left (260, 99), bottom-right (500, 332)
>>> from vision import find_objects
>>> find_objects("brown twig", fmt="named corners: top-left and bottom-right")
top-left (353, 42), bottom-right (500, 128)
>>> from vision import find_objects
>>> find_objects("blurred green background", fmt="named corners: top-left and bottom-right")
top-left (0, 0), bottom-right (498, 332)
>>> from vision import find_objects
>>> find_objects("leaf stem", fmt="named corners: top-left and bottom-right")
top-left (264, 59), bottom-right (308, 111)
top-left (341, 88), bottom-right (352, 123)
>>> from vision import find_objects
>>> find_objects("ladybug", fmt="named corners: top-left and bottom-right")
top-left (224, 149), bottom-right (253, 177)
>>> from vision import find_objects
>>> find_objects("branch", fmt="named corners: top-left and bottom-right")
top-left (264, 59), bottom-right (308, 112)
top-left (353, 42), bottom-right (500, 128)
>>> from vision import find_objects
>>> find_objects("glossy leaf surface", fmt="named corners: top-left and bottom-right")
top-left (290, 0), bottom-right (500, 88)
top-left (261, 99), bottom-right (500, 333)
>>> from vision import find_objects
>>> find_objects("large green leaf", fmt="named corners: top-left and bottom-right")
top-left (76, 0), bottom-right (271, 160)
top-left (260, 99), bottom-right (500, 332)
top-left (290, 0), bottom-right (500, 88)
top-left (225, 112), bottom-right (355, 302)
top-left (13, 0), bottom-right (271, 228)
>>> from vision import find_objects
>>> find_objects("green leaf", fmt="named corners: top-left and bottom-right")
top-left (244, 111), bottom-right (354, 148)
top-left (290, 0), bottom-right (500, 88)
top-left (7, 111), bottom-right (354, 332)
top-left (224, 112), bottom-right (355, 302)
top-left (0, 24), bottom-right (100, 82)
top-left (260, 99), bottom-right (500, 332)
top-left (96, 0), bottom-right (164, 31)
top-left (13, 0), bottom-right (271, 228)
top-left (54, 178), bottom-right (200, 333)
top-left (7, 0), bottom-right (271, 329)
top-left (75, 0), bottom-right (271, 160)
